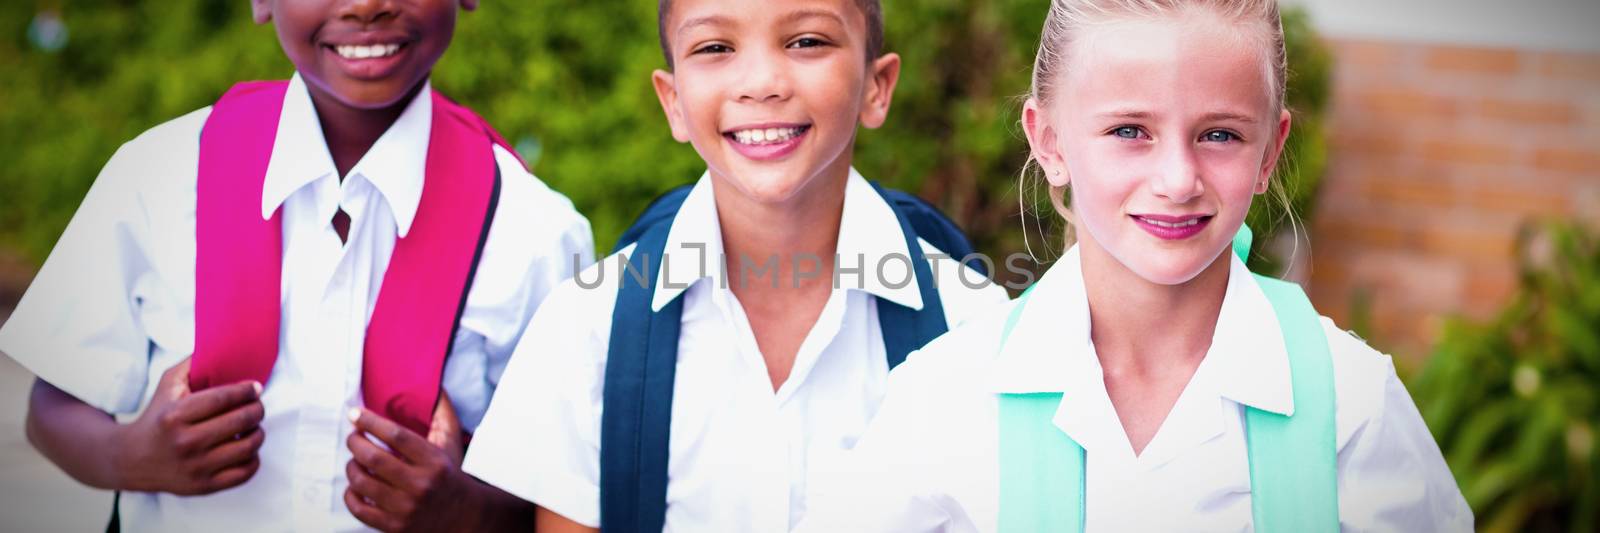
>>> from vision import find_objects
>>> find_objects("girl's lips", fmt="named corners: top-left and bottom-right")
top-left (322, 41), bottom-right (412, 80)
top-left (722, 125), bottom-right (810, 162)
top-left (1130, 214), bottom-right (1213, 240)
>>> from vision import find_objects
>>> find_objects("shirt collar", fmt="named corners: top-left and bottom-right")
top-left (983, 246), bottom-right (1295, 409)
top-left (650, 167), bottom-right (924, 312)
top-left (260, 73), bottom-right (433, 238)
top-left (1207, 253), bottom-right (1294, 416)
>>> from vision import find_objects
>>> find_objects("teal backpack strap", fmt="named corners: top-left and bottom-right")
top-left (1246, 273), bottom-right (1340, 532)
top-left (995, 227), bottom-right (1336, 533)
top-left (996, 290), bottom-right (1087, 533)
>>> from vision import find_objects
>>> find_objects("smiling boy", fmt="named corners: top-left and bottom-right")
top-left (462, 0), bottom-right (1008, 531)
top-left (2, 1), bottom-right (592, 531)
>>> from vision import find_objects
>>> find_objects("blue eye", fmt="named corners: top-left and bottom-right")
top-left (1112, 126), bottom-right (1142, 139)
top-left (1202, 130), bottom-right (1239, 143)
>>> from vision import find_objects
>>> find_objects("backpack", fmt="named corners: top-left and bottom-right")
top-left (996, 226), bottom-right (1339, 532)
top-left (598, 181), bottom-right (984, 532)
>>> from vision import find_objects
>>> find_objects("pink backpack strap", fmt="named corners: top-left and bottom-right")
top-left (192, 82), bottom-right (503, 436)
top-left (361, 91), bottom-right (501, 435)
top-left (191, 80), bottom-right (291, 392)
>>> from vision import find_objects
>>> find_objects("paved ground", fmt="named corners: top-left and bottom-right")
top-left (1, 282), bottom-right (114, 530)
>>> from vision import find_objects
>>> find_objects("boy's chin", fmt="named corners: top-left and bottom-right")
top-left (712, 163), bottom-right (823, 206)
top-left (309, 74), bottom-right (427, 111)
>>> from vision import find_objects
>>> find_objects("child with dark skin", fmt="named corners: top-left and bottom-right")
top-left (23, 1), bottom-right (536, 531)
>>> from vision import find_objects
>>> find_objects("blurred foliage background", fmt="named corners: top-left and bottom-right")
top-left (5, 1), bottom-right (1592, 530)
top-left (1411, 221), bottom-right (1600, 533)
top-left (0, 0), bottom-right (1323, 277)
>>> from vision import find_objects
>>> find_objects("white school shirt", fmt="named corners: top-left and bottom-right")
top-left (0, 74), bottom-right (595, 533)
top-left (463, 169), bottom-right (1011, 532)
top-left (798, 246), bottom-right (1473, 533)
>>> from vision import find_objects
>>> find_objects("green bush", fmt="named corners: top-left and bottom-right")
top-left (1410, 221), bottom-right (1600, 532)
top-left (0, 1), bottom-right (1327, 278)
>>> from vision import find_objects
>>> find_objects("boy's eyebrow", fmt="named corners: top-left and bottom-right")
top-left (676, 14), bottom-right (735, 40)
top-left (778, 8), bottom-right (847, 27)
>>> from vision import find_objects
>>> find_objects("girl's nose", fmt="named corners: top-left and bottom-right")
top-left (1150, 143), bottom-right (1205, 204)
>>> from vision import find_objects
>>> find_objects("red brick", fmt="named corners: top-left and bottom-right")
top-left (1316, 217), bottom-right (1410, 249)
top-left (1424, 45), bottom-right (1522, 75)
top-left (1464, 181), bottom-right (1571, 216)
top-left (1419, 139), bottom-right (1516, 166)
top-left (1332, 39), bottom-right (1409, 70)
top-left (1364, 177), bottom-right (1457, 209)
top-left (1531, 148), bottom-right (1600, 174)
top-left (1477, 98), bottom-right (1578, 126)
top-left (1417, 224), bottom-right (1516, 260)
top-left (1352, 89), bottom-right (1460, 119)
top-left (1464, 265), bottom-right (1518, 318)
top-left (1539, 52), bottom-right (1600, 82)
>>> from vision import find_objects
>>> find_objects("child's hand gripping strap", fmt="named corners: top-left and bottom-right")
top-left (192, 81), bottom-right (503, 436)
top-left (996, 227), bottom-right (1338, 532)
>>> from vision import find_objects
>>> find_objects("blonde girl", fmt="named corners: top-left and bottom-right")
top-left (797, 0), bottom-right (1472, 530)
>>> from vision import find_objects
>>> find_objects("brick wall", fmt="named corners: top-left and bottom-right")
top-left (1308, 38), bottom-right (1600, 362)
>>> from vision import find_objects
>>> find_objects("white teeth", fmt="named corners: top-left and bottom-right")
top-left (335, 43), bottom-right (402, 60)
top-left (730, 127), bottom-right (805, 145)
top-left (1141, 217), bottom-right (1200, 228)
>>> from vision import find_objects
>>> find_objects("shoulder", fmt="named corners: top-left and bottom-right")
top-left (891, 297), bottom-right (1018, 403)
top-left (1320, 316), bottom-right (1400, 449)
top-left (523, 245), bottom-right (631, 343)
top-left (916, 237), bottom-right (1012, 326)
top-left (99, 106), bottom-right (212, 192)
top-left (487, 144), bottom-right (593, 249)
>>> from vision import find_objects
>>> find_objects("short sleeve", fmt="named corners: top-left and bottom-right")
top-left (461, 263), bottom-right (613, 528)
top-left (442, 145), bottom-right (595, 431)
top-left (1326, 324), bottom-right (1474, 531)
top-left (0, 140), bottom-right (159, 414)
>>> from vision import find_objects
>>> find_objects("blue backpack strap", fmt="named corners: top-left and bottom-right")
top-left (1245, 274), bottom-right (1340, 532)
top-left (877, 187), bottom-right (988, 276)
top-left (995, 289), bottom-right (1086, 533)
top-left (614, 184), bottom-right (694, 254)
top-left (600, 219), bottom-right (685, 533)
top-left (869, 182), bottom-right (952, 369)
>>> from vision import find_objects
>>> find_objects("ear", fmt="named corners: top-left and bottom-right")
top-left (652, 69), bottom-right (692, 143)
top-left (1256, 108), bottom-right (1292, 194)
top-left (460, 0), bottom-right (479, 11)
top-left (250, 0), bottom-right (272, 24)
top-left (857, 53), bottom-right (901, 130)
top-left (1022, 98), bottom-right (1070, 188)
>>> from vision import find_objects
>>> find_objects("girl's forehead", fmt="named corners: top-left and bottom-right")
top-left (1061, 15), bottom-right (1275, 118)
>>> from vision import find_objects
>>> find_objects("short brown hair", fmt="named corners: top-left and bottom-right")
top-left (657, 0), bottom-right (884, 69)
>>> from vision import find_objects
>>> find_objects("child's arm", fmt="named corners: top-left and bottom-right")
top-left (25, 359), bottom-right (266, 495)
top-left (534, 506), bottom-right (597, 533)
top-left (344, 402), bottom-right (536, 533)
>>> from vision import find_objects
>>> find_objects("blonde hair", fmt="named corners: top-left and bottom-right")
top-left (1018, 0), bottom-right (1293, 258)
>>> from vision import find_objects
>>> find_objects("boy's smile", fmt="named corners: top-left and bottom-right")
top-left (320, 30), bottom-right (414, 81)
top-left (253, 0), bottom-right (473, 111)
top-left (653, 0), bottom-right (899, 206)
top-left (722, 122), bottom-right (813, 161)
